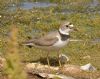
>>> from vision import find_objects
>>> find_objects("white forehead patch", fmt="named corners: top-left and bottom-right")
top-left (69, 24), bottom-right (74, 27)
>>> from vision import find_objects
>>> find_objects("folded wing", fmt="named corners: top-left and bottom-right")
top-left (23, 35), bottom-right (58, 47)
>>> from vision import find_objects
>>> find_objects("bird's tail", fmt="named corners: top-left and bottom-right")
top-left (21, 40), bottom-right (34, 48)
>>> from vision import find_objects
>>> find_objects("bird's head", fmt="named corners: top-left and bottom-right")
top-left (59, 21), bottom-right (77, 35)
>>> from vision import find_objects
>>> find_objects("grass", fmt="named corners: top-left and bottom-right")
top-left (0, 0), bottom-right (100, 78)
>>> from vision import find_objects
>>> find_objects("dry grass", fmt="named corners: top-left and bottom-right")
top-left (4, 26), bottom-right (26, 79)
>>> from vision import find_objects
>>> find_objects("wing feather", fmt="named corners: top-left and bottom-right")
top-left (33, 37), bottom-right (58, 46)
top-left (23, 31), bottom-right (58, 46)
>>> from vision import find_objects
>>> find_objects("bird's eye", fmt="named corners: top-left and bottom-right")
top-left (66, 25), bottom-right (69, 27)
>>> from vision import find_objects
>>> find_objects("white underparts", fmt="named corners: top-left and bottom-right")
top-left (53, 35), bottom-right (69, 47)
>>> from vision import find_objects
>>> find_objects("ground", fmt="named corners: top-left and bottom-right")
top-left (0, 0), bottom-right (100, 79)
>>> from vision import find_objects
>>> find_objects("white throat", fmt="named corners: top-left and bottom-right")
top-left (59, 29), bottom-right (69, 35)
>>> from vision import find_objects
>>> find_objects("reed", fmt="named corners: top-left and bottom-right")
top-left (4, 26), bottom-right (26, 79)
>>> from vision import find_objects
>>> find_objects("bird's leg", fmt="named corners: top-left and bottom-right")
top-left (47, 51), bottom-right (50, 67)
top-left (57, 51), bottom-right (62, 67)
top-left (39, 49), bottom-right (42, 59)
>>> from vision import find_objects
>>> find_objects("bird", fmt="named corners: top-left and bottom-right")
top-left (22, 21), bottom-right (77, 66)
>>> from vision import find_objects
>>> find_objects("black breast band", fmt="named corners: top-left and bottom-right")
top-left (58, 31), bottom-right (70, 41)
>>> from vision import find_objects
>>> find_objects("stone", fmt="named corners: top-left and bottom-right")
top-left (80, 63), bottom-right (96, 71)
top-left (59, 53), bottom-right (69, 63)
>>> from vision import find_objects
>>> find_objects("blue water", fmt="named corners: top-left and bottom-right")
top-left (22, 2), bottom-right (57, 8)
top-left (90, 0), bottom-right (99, 8)
top-left (8, 0), bottom-right (100, 13)
top-left (9, 1), bottom-right (57, 11)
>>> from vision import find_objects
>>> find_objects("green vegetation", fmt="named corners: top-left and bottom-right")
top-left (0, 0), bottom-right (100, 78)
